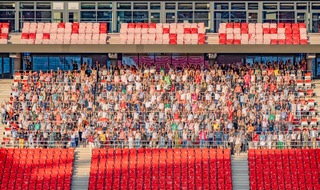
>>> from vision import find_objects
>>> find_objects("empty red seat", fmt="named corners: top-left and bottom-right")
top-left (0, 148), bottom-right (74, 190)
top-left (89, 148), bottom-right (231, 190)
top-left (248, 149), bottom-right (320, 190)
top-left (58, 22), bottom-right (65, 28)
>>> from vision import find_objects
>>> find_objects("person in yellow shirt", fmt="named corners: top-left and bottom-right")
top-left (247, 123), bottom-right (255, 133)
top-left (274, 66), bottom-right (279, 76)
top-left (99, 132), bottom-right (106, 147)
top-left (212, 121), bottom-right (219, 131)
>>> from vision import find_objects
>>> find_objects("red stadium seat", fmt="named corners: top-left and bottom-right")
top-left (20, 22), bottom-right (108, 44)
top-left (89, 148), bottom-right (231, 190)
top-left (0, 148), bottom-right (74, 190)
top-left (248, 149), bottom-right (320, 190)
top-left (218, 22), bottom-right (308, 45)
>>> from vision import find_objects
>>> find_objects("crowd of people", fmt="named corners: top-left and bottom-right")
top-left (1, 58), bottom-right (319, 153)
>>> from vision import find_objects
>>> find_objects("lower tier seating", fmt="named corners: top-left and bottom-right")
top-left (89, 148), bottom-right (232, 190)
top-left (248, 149), bottom-right (320, 190)
top-left (0, 148), bottom-right (74, 190)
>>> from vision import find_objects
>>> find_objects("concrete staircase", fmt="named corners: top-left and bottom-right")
top-left (308, 33), bottom-right (320, 44)
top-left (8, 33), bottom-right (21, 44)
top-left (313, 80), bottom-right (320, 123)
top-left (71, 147), bottom-right (92, 190)
top-left (206, 33), bottom-right (219, 44)
top-left (231, 153), bottom-right (250, 190)
top-left (108, 33), bottom-right (121, 44)
top-left (0, 79), bottom-right (12, 141)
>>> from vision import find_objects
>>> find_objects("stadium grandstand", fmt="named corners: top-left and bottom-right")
top-left (0, 1), bottom-right (320, 190)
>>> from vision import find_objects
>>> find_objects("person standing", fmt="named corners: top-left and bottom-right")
top-left (18, 129), bottom-right (25, 148)
top-left (285, 131), bottom-right (291, 149)
top-left (264, 132), bottom-right (271, 149)
top-left (296, 130), bottom-right (303, 148)
top-left (182, 129), bottom-right (188, 148)
top-left (311, 128), bottom-right (318, 149)
top-left (199, 129), bottom-right (207, 148)
top-left (167, 130), bottom-right (173, 148)
top-left (259, 132), bottom-right (266, 149)
top-left (229, 135), bottom-right (235, 155)
top-left (88, 134), bottom-right (94, 151)
top-left (303, 130), bottom-right (309, 149)
top-left (135, 129), bottom-right (141, 148)
top-left (1, 104), bottom-right (6, 124)
top-left (72, 61), bottom-right (78, 71)
top-left (128, 130), bottom-right (134, 148)
top-left (74, 129), bottom-right (79, 147)
top-left (81, 129), bottom-right (87, 148)
top-left (71, 131), bottom-right (77, 148)
top-left (291, 131), bottom-right (297, 148)
top-left (278, 132), bottom-right (284, 149)
top-left (235, 135), bottom-right (242, 155)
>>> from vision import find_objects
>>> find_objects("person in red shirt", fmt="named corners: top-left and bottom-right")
top-left (270, 83), bottom-right (276, 92)
top-left (174, 111), bottom-right (180, 121)
top-left (252, 132), bottom-right (259, 149)
top-left (199, 129), bottom-right (207, 148)
top-left (88, 135), bottom-right (94, 151)
top-left (195, 74), bottom-right (201, 84)
top-left (235, 84), bottom-right (242, 95)
top-left (267, 67), bottom-right (274, 76)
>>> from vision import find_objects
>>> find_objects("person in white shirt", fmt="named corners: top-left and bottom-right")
top-left (150, 130), bottom-right (158, 148)
top-left (311, 129), bottom-right (318, 148)
top-left (182, 130), bottom-right (188, 148)
top-left (235, 135), bottom-right (242, 155)
top-left (1, 105), bottom-right (6, 124)
top-left (278, 132), bottom-right (284, 149)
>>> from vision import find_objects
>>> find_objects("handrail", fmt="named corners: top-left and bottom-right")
top-left (1, 139), bottom-right (319, 149)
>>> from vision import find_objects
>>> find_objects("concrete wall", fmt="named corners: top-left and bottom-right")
top-left (0, 44), bottom-right (320, 54)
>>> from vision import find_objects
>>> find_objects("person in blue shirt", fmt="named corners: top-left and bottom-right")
top-left (259, 132), bottom-right (266, 148)
top-left (215, 129), bottom-right (222, 146)
top-left (106, 82), bottom-right (112, 92)
top-left (223, 131), bottom-right (229, 148)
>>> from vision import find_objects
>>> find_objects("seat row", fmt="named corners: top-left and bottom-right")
top-left (248, 149), bottom-right (320, 190)
top-left (0, 148), bottom-right (74, 190)
top-left (219, 23), bottom-right (308, 45)
top-left (20, 33), bottom-right (107, 44)
top-left (120, 23), bottom-right (206, 44)
top-left (21, 22), bottom-right (108, 44)
top-left (120, 33), bottom-right (206, 44)
top-left (22, 22), bottom-right (107, 34)
top-left (0, 22), bottom-right (9, 44)
top-left (89, 148), bottom-right (232, 190)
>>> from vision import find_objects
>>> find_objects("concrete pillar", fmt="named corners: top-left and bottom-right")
top-left (307, 58), bottom-right (313, 71)
top-left (14, 55), bottom-right (21, 71)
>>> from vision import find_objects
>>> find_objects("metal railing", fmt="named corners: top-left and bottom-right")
top-left (248, 140), bottom-right (320, 149)
top-left (1, 139), bottom-right (72, 148)
top-left (1, 138), bottom-right (319, 150)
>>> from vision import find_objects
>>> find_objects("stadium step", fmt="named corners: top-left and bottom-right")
top-left (108, 33), bottom-right (121, 44)
top-left (71, 147), bottom-right (92, 190)
top-left (309, 34), bottom-right (320, 45)
top-left (314, 79), bottom-right (320, 119)
top-left (206, 33), bottom-right (219, 44)
top-left (231, 153), bottom-right (250, 190)
top-left (0, 79), bottom-right (12, 141)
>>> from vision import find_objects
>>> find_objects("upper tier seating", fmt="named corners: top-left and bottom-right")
top-left (0, 22), bottom-right (9, 44)
top-left (219, 23), bottom-right (308, 45)
top-left (119, 23), bottom-right (206, 44)
top-left (20, 22), bottom-right (108, 44)
top-left (248, 149), bottom-right (320, 190)
top-left (89, 148), bottom-right (232, 190)
top-left (0, 148), bottom-right (74, 190)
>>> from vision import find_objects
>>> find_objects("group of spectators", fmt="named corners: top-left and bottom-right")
top-left (1, 58), bottom-right (319, 154)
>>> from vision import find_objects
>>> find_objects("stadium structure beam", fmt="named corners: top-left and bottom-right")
top-left (2, 44), bottom-right (320, 53)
